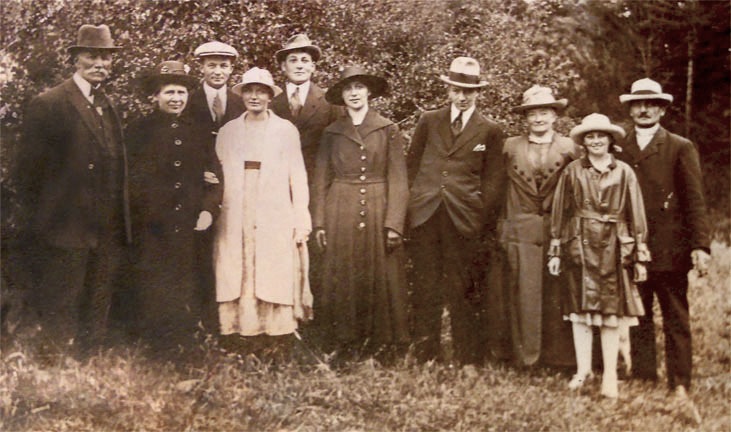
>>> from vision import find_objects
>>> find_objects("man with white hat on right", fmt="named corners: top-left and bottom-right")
top-left (406, 56), bottom-right (505, 365)
top-left (617, 78), bottom-right (709, 422)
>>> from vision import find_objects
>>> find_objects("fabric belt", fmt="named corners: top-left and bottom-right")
top-left (333, 177), bottom-right (386, 185)
top-left (575, 208), bottom-right (624, 223)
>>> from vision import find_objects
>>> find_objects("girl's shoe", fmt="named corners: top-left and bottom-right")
top-left (568, 371), bottom-right (594, 390)
top-left (600, 374), bottom-right (619, 398)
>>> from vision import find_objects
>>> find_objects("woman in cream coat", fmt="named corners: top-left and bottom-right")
top-left (214, 67), bottom-right (312, 356)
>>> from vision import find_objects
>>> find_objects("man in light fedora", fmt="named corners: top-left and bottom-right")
top-left (11, 24), bottom-right (131, 358)
top-left (617, 78), bottom-right (710, 416)
top-left (185, 40), bottom-right (244, 334)
top-left (270, 34), bottom-right (340, 348)
top-left (406, 56), bottom-right (505, 365)
top-left (486, 85), bottom-right (578, 368)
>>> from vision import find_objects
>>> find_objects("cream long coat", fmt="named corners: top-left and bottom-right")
top-left (214, 111), bottom-right (311, 305)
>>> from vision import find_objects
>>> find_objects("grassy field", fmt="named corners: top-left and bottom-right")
top-left (1, 241), bottom-right (729, 432)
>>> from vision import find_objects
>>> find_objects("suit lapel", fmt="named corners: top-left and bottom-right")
top-left (449, 110), bottom-right (484, 155)
top-left (271, 90), bottom-right (293, 121)
top-left (628, 127), bottom-right (663, 163)
top-left (436, 108), bottom-right (454, 154)
top-left (64, 79), bottom-right (107, 145)
top-left (297, 84), bottom-right (325, 126)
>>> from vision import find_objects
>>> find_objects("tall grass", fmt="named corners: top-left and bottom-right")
top-left (2, 242), bottom-right (729, 431)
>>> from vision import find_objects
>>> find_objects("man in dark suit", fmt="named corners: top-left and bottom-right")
top-left (185, 41), bottom-right (244, 336)
top-left (12, 24), bottom-right (131, 357)
top-left (271, 34), bottom-right (340, 181)
top-left (617, 78), bottom-right (710, 418)
top-left (407, 57), bottom-right (505, 365)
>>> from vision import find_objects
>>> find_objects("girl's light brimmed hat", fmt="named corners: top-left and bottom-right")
top-left (569, 113), bottom-right (626, 144)
top-left (231, 67), bottom-right (282, 97)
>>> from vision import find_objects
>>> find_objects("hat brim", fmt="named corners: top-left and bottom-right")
top-left (619, 93), bottom-right (673, 104)
top-left (512, 99), bottom-right (568, 113)
top-left (275, 46), bottom-right (322, 63)
top-left (570, 124), bottom-right (626, 144)
top-left (439, 75), bottom-right (488, 89)
top-left (142, 74), bottom-right (199, 95)
top-left (325, 74), bottom-right (388, 106)
top-left (67, 45), bottom-right (121, 53)
top-left (231, 82), bottom-right (283, 98)
top-left (195, 52), bottom-right (238, 59)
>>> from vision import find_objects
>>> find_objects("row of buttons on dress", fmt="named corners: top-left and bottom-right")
top-left (171, 122), bottom-right (183, 233)
top-left (357, 145), bottom-right (367, 230)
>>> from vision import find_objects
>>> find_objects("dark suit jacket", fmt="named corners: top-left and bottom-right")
top-left (407, 106), bottom-right (505, 238)
top-left (15, 78), bottom-right (131, 248)
top-left (185, 85), bottom-right (245, 141)
top-left (616, 126), bottom-right (710, 271)
top-left (271, 83), bottom-right (341, 180)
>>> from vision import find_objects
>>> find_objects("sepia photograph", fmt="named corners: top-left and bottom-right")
top-left (1, 0), bottom-right (729, 430)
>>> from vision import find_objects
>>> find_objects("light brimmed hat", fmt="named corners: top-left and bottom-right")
top-left (67, 24), bottom-right (121, 53)
top-left (194, 41), bottom-right (238, 59)
top-left (619, 78), bottom-right (673, 104)
top-left (275, 34), bottom-right (322, 63)
top-left (439, 57), bottom-right (488, 89)
top-left (141, 60), bottom-right (199, 95)
top-left (570, 113), bottom-right (626, 144)
top-left (512, 85), bottom-right (568, 112)
top-left (231, 67), bottom-right (282, 97)
top-left (325, 65), bottom-right (388, 106)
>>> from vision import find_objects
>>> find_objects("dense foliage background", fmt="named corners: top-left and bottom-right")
top-left (1, 0), bottom-right (729, 234)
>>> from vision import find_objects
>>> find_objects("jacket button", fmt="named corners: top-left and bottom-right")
top-left (174, 226), bottom-right (181, 233)
top-left (359, 210), bottom-right (366, 216)
top-left (360, 146), bottom-right (365, 151)
top-left (360, 167), bottom-right (366, 173)
top-left (359, 175), bottom-right (366, 181)
top-left (174, 204), bottom-right (182, 211)
top-left (360, 199), bottom-right (366, 205)
top-left (440, 184), bottom-right (446, 189)
top-left (359, 188), bottom-right (366, 194)
top-left (88, 163), bottom-right (95, 170)
top-left (171, 122), bottom-right (179, 128)
top-left (360, 155), bottom-right (367, 161)
top-left (357, 222), bottom-right (366, 230)
top-left (174, 139), bottom-right (182, 146)
top-left (442, 171), bottom-right (448, 177)
top-left (174, 160), bottom-right (182, 167)
top-left (174, 182), bottom-right (182, 189)
top-left (582, 239), bottom-right (588, 245)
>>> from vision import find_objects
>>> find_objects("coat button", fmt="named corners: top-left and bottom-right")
top-left (174, 160), bottom-right (182, 167)
top-left (440, 184), bottom-right (446, 189)
top-left (174, 182), bottom-right (182, 189)
top-left (582, 239), bottom-right (588, 245)
top-left (174, 226), bottom-right (181, 233)
top-left (359, 175), bottom-right (366, 181)
top-left (442, 171), bottom-right (448, 177)
top-left (360, 155), bottom-right (367, 161)
top-left (359, 210), bottom-right (366, 216)
top-left (359, 188), bottom-right (366, 194)
top-left (357, 222), bottom-right (366, 230)
top-left (174, 204), bottom-right (182, 211)
top-left (171, 122), bottom-right (179, 128)
top-left (360, 167), bottom-right (366, 173)
top-left (360, 199), bottom-right (366, 205)
top-left (88, 163), bottom-right (95, 170)
top-left (174, 139), bottom-right (182, 146)
top-left (360, 146), bottom-right (365, 150)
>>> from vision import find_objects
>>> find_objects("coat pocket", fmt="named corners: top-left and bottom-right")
top-left (618, 235), bottom-right (636, 267)
top-left (566, 235), bottom-right (583, 266)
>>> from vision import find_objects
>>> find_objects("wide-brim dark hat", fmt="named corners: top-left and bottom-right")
top-left (67, 24), bottom-right (121, 53)
top-left (275, 34), bottom-right (322, 63)
top-left (141, 61), bottom-right (199, 95)
top-left (325, 66), bottom-right (388, 106)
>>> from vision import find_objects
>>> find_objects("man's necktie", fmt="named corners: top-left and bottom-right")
top-left (90, 86), bottom-right (109, 114)
top-left (290, 86), bottom-right (303, 117)
top-left (451, 112), bottom-right (463, 137)
top-left (212, 92), bottom-right (225, 124)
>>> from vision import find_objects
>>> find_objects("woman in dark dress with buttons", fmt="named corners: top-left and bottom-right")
top-left (312, 66), bottom-right (409, 362)
top-left (126, 61), bottom-right (222, 355)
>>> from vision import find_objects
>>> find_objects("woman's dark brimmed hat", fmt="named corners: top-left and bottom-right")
top-left (141, 61), bottom-right (198, 95)
top-left (325, 65), bottom-right (388, 106)
top-left (67, 24), bottom-right (121, 54)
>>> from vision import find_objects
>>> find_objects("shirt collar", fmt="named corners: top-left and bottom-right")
top-left (635, 123), bottom-right (659, 137)
top-left (73, 72), bottom-right (94, 102)
top-left (581, 154), bottom-right (617, 171)
top-left (450, 104), bottom-right (475, 126)
top-left (203, 82), bottom-right (227, 102)
top-left (528, 131), bottom-right (554, 144)
top-left (286, 81), bottom-right (311, 101)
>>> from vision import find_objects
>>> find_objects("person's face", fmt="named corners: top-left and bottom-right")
top-left (281, 52), bottom-right (315, 85)
top-left (525, 108), bottom-right (557, 136)
top-left (629, 100), bottom-right (666, 128)
top-left (448, 85), bottom-right (478, 111)
top-left (153, 84), bottom-right (188, 115)
top-left (199, 56), bottom-right (234, 89)
top-left (583, 131), bottom-right (611, 157)
top-left (241, 83), bottom-right (272, 114)
top-left (342, 80), bottom-right (370, 111)
top-left (74, 50), bottom-right (113, 85)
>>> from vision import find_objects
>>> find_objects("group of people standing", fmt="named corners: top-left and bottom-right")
top-left (9, 23), bottom-right (710, 407)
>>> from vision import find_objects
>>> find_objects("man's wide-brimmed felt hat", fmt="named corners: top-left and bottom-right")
top-left (275, 34), bottom-right (322, 63)
top-left (439, 57), bottom-right (488, 89)
top-left (141, 60), bottom-right (198, 94)
top-left (67, 24), bottom-right (121, 53)
top-left (512, 85), bottom-right (568, 112)
top-left (619, 78), bottom-right (674, 104)
top-left (231, 67), bottom-right (282, 97)
top-left (325, 65), bottom-right (388, 106)
top-left (194, 41), bottom-right (239, 58)
top-left (569, 113), bottom-right (626, 144)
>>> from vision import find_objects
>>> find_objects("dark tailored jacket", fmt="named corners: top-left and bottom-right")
top-left (616, 126), bottom-right (710, 272)
top-left (185, 85), bottom-right (245, 144)
top-left (271, 83), bottom-right (341, 181)
top-left (15, 78), bottom-right (131, 248)
top-left (407, 106), bottom-right (505, 238)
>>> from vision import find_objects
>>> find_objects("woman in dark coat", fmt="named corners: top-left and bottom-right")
top-left (548, 113), bottom-right (649, 399)
top-left (312, 66), bottom-right (409, 361)
top-left (126, 60), bottom-right (222, 355)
